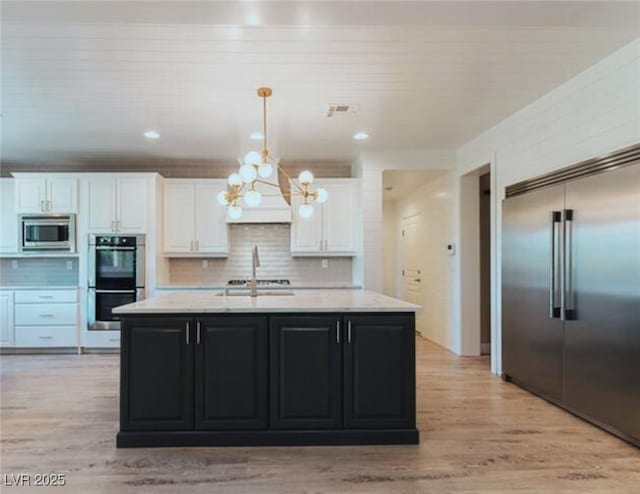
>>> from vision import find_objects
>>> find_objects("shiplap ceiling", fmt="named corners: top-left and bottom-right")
top-left (2, 1), bottom-right (639, 166)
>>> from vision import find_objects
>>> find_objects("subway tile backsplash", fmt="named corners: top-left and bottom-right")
top-left (0, 257), bottom-right (79, 287)
top-left (169, 224), bottom-right (353, 285)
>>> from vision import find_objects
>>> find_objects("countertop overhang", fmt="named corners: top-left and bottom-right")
top-left (113, 289), bottom-right (421, 314)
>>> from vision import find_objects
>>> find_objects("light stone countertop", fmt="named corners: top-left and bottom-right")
top-left (113, 289), bottom-right (421, 314)
top-left (154, 283), bottom-right (361, 291)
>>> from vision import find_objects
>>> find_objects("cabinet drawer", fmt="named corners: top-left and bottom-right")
top-left (15, 326), bottom-right (77, 347)
top-left (14, 290), bottom-right (77, 304)
top-left (15, 303), bottom-right (77, 326)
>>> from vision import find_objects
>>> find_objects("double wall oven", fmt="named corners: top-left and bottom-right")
top-left (88, 235), bottom-right (145, 330)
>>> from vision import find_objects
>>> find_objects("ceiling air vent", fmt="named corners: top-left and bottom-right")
top-left (327, 104), bottom-right (358, 117)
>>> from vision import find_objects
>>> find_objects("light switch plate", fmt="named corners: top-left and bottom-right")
top-left (202, 259), bottom-right (209, 270)
top-left (66, 260), bottom-right (73, 270)
top-left (11, 259), bottom-right (18, 269)
top-left (447, 243), bottom-right (456, 256)
top-left (321, 259), bottom-right (329, 269)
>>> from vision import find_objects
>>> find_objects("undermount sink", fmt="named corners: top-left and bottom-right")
top-left (216, 290), bottom-right (295, 297)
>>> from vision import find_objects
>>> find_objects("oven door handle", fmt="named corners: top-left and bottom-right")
top-left (95, 246), bottom-right (136, 251)
top-left (94, 289), bottom-right (137, 294)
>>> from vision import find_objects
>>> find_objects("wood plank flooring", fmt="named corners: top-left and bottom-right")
top-left (1, 337), bottom-right (638, 493)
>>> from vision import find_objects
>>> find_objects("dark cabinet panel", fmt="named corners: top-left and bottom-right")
top-left (195, 316), bottom-right (268, 430)
top-left (270, 316), bottom-right (341, 429)
top-left (120, 317), bottom-right (194, 431)
top-left (343, 314), bottom-right (415, 428)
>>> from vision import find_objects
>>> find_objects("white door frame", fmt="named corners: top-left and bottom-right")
top-left (458, 157), bottom-right (499, 374)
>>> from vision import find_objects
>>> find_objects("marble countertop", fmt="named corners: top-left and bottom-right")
top-left (0, 285), bottom-right (79, 290)
top-left (113, 289), bottom-right (421, 314)
top-left (155, 283), bottom-right (362, 290)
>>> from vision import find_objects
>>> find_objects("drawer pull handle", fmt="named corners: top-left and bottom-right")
top-left (39, 336), bottom-right (53, 340)
top-left (38, 296), bottom-right (54, 299)
top-left (109, 338), bottom-right (119, 342)
top-left (39, 314), bottom-right (54, 318)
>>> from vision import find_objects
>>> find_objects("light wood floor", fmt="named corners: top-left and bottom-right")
top-left (1, 337), bottom-right (638, 493)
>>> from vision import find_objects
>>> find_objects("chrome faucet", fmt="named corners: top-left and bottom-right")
top-left (249, 244), bottom-right (260, 297)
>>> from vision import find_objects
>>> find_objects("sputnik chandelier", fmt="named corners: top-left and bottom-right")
top-left (217, 87), bottom-right (328, 220)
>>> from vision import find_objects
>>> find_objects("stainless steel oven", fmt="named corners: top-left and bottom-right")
top-left (88, 235), bottom-right (145, 330)
top-left (19, 214), bottom-right (76, 252)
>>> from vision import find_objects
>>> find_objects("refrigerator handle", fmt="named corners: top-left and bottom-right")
top-left (550, 211), bottom-right (562, 319)
top-left (564, 209), bottom-right (576, 321)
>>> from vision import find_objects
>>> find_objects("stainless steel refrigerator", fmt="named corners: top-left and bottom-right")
top-left (502, 145), bottom-right (640, 447)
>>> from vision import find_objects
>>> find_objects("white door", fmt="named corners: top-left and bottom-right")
top-left (117, 178), bottom-right (147, 233)
top-left (164, 182), bottom-right (195, 253)
top-left (401, 215), bottom-right (423, 332)
top-left (194, 182), bottom-right (228, 254)
top-left (323, 180), bottom-right (356, 253)
top-left (0, 291), bottom-right (15, 346)
top-left (290, 191), bottom-right (323, 254)
top-left (47, 178), bottom-right (78, 213)
top-left (15, 178), bottom-right (46, 213)
top-left (0, 179), bottom-right (18, 253)
top-left (87, 178), bottom-right (116, 233)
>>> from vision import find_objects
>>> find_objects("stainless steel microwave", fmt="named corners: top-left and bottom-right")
top-left (19, 214), bottom-right (76, 253)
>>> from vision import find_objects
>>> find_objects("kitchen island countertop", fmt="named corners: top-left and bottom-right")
top-left (113, 289), bottom-right (421, 314)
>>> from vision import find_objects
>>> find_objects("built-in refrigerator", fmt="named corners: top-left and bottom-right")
top-left (502, 144), bottom-right (640, 447)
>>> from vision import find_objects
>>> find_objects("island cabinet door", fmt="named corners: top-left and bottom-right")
top-left (343, 314), bottom-right (416, 429)
top-left (195, 316), bottom-right (268, 430)
top-left (270, 316), bottom-right (342, 429)
top-left (120, 317), bottom-right (194, 431)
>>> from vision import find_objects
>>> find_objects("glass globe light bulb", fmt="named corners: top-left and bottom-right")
top-left (258, 162), bottom-right (274, 178)
top-left (227, 205), bottom-right (243, 220)
top-left (244, 190), bottom-right (262, 207)
top-left (239, 164), bottom-right (257, 184)
top-left (298, 170), bottom-right (314, 185)
top-left (217, 190), bottom-right (229, 206)
top-left (298, 203), bottom-right (314, 219)
top-left (228, 173), bottom-right (242, 187)
top-left (243, 150), bottom-right (261, 167)
top-left (315, 187), bottom-right (328, 203)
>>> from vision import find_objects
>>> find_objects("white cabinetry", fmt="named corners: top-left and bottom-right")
top-left (0, 291), bottom-right (15, 346)
top-left (0, 179), bottom-right (18, 253)
top-left (14, 176), bottom-right (78, 214)
top-left (13, 289), bottom-right (78, 348)
top-left (87, 177), bottom-right (148, 233)
top-left (291, 179), bottom-right (357, 256)
top-left (163, 180), bottom-right (228, 256)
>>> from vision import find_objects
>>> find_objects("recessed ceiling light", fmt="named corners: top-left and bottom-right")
top-left (353, 131), bottom-right (369, 141)
top-left (250, 132), bottom-right (264, 140)
top-left (143, 130), bottom-right (160, 139)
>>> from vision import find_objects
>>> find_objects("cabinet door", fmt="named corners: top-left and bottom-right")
top-left (323, 180), bottom-right (356, 254)
top-left (163, 182), bottom-right (195, 253)
top-left (194, 182), bottom-right (228, 254)
top-left (120, 317), bottom-right (194, 431)
top-left (0, 292), bottom-right (14, 346)
top-left (15, 178), bottom-right (46, 213)
top-left (87, 178), bottom-right (117, 233)
top-left (117, 178), bottom-right (147, 233)
top-left (343, 314), bottom-right (415, 428)
top-left (47, 178), bottom-right (78, 213)
top-left (290, 190), bottom-right (323, 255)
top-left (195, 316), bottom-right (268, 430)
top-left (0, 180), bottom-right (18, 253)
top-left (270, 315), bottom-right (341, 429)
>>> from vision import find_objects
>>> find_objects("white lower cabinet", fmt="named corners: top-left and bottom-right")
top-left (13, 289), bottom-right (79, 348)
top-left (83, 331), bottom-right (120, 348)
top-left (0, 291), bottom-right (15, 346)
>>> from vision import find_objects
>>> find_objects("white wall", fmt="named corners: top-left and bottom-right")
top-left (456, 38), bottom-right (640, 374)
top-left (381, 200), bottom-right (396, 296)
top-left (391, 172), bottom-right (458, 351)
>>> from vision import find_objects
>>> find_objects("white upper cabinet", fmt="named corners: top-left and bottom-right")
top-left (290, 178), bottom-right (358, 256)
top-left (163, 179), bottom-right (228, 256)
top-left (164, 182), bottom-right (195, 253)
top-left (0, 179), bottom-right (18, 253)
top-left (14, 176), bottom-right (77, 214)
top-left (87, 177), bottom-right (147, 234)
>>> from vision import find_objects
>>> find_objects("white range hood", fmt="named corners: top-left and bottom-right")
top-left (225, 168), bottom-right (292, 223)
